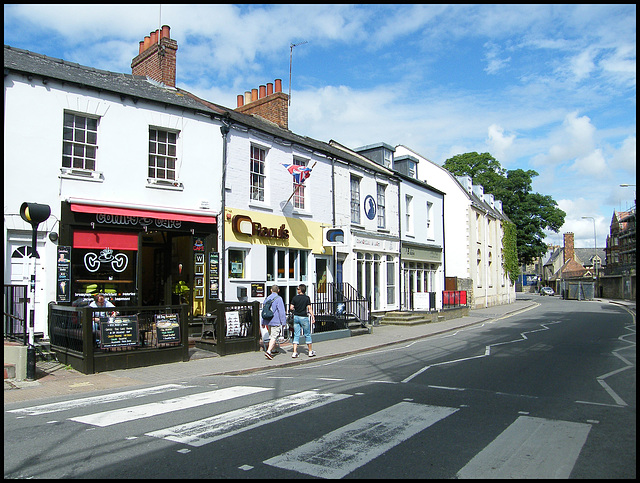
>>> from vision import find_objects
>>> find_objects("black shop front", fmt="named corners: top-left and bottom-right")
top-left (58, 200), bottom-right (219, 317)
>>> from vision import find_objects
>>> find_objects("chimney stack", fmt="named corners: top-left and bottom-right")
top-left (563, 232), bottom-right (575, 264)
top-left (131, 25), bottom-right (178, 88)
top-left (235, 78), bottom-right (289, 129)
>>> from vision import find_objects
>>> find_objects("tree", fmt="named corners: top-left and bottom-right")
top-left (443, 152), bottom-right (565, 266)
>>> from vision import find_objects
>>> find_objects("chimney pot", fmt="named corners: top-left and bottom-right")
top-left (143, 35), bottom-right (151, 51)
top-left (162, 25), bottom-right (170, 40)
top-left (244, 91), bottom-right (251, 105)
top-left (275, 79), bottom-right (282, 92)
top-left (139, 40), bottom-right (144, 54)
top-left (259, 85), bottom-right (266, 99)
top-left (237, 94), bottom-right (244, 107)
top-left (150, 30), bottom-right (157, 45)
top-left (267, 82), bottom-right (273, 95)
top-left (251, 88), bottom-right (258, 102)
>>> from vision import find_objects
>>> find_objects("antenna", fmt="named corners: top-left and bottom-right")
top-left (289, 41), bottom-right (308, 106)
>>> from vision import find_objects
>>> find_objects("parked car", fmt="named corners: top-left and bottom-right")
top-left (540, 287), bottom-right (555, 296)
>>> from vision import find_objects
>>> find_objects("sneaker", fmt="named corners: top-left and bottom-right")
top-left (265, 351), bottom-right (273, 360)
top-left (308, 351), bottom-right (316, 357)
top-left (291, 352), bottom-right (299, 358)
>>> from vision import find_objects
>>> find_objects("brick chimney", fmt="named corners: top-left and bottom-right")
top-left (131, 25), bottom-right (178, 87)
top-left (563, 232), bottom-right (575, 263)
top-left (235, 79), bottom-right (289, 129)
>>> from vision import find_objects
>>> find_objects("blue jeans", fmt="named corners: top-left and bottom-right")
top-left (293, 315), bottom-right (312, 344)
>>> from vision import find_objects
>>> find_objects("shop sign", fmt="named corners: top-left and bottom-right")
top-left (232, 214), bottom-right (289, 240)
top-left (84, 248), bottom-right (129, 273)
top-left (95, 213), bottom-right (183, 229)
top-left (363, 195), bottom-right (377, 220)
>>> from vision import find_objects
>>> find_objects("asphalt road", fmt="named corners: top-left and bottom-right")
top-left (4, 297), bottom-right (636, 478)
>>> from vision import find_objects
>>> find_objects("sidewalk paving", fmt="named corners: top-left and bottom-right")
top-left (4, 296), bottom-right (635, 405)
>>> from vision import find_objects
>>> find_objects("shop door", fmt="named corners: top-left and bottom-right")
top-left (315, 257), bottom-right (329, 296)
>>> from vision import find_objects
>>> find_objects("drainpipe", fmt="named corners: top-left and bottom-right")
top-left (397, 178), bottom-right (402, 311)
top-left (220, 116), bottom-right (230, 302)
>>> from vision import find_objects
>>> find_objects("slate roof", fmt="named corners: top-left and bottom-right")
top-left (3, 43), bottom-right (437, 180)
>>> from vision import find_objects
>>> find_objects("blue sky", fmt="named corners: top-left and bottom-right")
top-left (4, 4), bottom-right (636, 249)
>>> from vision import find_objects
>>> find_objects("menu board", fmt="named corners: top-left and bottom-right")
top-left (155, 313), bottom-right (180, 343)
top-left (100, 316), bottom-right (138, 348)
top-left (225, 311), bottom-right (241, 337)
top-left (56, 246), bottom-right (71, 303)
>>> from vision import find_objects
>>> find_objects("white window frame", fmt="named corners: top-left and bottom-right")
top-left (148, 127), bottom-right (180, 187)
top-left (377, 183), bottom-right (386, 229)
top-left (250, 144), bottom-right (267, 202)
top-left (350, 175), bottom-right (361, 225)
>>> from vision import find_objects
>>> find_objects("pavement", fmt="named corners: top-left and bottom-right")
top-left (4, 295), bottom-right (635, 405)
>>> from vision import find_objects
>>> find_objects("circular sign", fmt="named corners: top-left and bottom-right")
top-left (364, 195), bottom-right (376, 220)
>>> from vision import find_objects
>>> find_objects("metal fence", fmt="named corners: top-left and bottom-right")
top-left (3, 284), bottom-right (27, 345)
top-left (442, 290), bottom-right (467, 308)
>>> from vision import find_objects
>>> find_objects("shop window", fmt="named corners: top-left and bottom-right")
top-left (71, 247), bottom-right (137, 305)
top-left (228, 249), bottom-right (246, 279)
top-left (386, 255), bottom-right (395, 304)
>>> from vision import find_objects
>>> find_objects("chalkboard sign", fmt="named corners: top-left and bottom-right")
top-left (155, 313), bottom-right (180, 343)
top-left (100, 316), bottom-right (139, 348)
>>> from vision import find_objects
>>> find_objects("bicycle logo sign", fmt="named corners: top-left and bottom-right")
top-left (84, 248), bottom-right (128, 273)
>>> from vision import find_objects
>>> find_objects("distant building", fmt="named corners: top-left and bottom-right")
top-left (602, 208), bottom-right (636, 300)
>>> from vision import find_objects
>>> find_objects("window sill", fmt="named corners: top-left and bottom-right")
top-left (248, 201), bottom-right (273, 212)
top-left (146, 179), bottom-right (184, 191)
top-left (59, 168), bottom-right (104, 182)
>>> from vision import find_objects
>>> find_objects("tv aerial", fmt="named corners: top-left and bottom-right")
top-left (289, 41), bottom-right (308, 106)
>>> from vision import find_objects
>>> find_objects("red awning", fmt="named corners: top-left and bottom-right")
top-left (70, 203), bottom-right (216, 225)
top-left (74, 231), bottom-right (139, 250)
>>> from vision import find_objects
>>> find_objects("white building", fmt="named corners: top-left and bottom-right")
top-left (329, 141), bottom-right (401, 314)
top-left (352, 143), bottom-right (445, 312)
top-left (395, 145), bottom-right (515, 308)
top-left (4, 32), bottom-right (224, 337)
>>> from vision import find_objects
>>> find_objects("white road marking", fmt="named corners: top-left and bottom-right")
top-left (146, 390), bottom-right (351, 447)
top-left (264, 402), bottom-right (458, 479)
top-left (402, 321), bottom-right (562, 383)
top-left (456, 416), bottom-right (591, 479)
top-left (69, 386), bottom-right (270, 427)
top-left (8, 384), bottom-right (189, 416)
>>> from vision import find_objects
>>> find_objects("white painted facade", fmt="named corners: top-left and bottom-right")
top-left (329, 142), bottom-right (401, 313)
top-left (395, 145), bottom-right (515, 308)
top-left (222, 125), bottom-right (335, 306)
top-left (4, 50), bottom-right (222, 337)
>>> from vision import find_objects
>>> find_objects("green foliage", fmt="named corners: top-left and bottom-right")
top-left (502, 221), bottom-right (519, 284)
top-left (444, 152), bottom-right (566, 266)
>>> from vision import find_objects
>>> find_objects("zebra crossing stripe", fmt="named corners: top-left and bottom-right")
top-left (146, 390), bottom-right (352, 447)
top-left (456, 415), bottom-right (591, 479)
top-left (69, 386), bottom-right (271, 427)
top-left (8, 384), bottom-right (188, 416)
top-left (264, 401), bottom-right (459, 479)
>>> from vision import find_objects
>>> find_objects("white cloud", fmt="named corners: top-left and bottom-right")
top-left (486, 124), bottom-right (516, 163)
top-left (569, 149), bottom-right (607, 176)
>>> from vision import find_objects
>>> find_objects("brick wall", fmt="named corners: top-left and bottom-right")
top-left (235, 92), bottom-right (289, 130)
top-left (131, 37), bottom-right (178, 87)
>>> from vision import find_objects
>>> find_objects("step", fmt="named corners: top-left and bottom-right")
top-left (379, 312), bottom-right (432, 326)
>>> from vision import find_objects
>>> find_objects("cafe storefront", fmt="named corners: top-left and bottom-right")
top-left (224, 208), bottom-right (332, 307)
top-left (58, 200), bottom-right (219, 317)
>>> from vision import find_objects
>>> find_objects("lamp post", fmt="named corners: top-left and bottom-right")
top-left (582, 216), bottom-right (598, 296)
top-left (620, 183), bottom-right (636, 206)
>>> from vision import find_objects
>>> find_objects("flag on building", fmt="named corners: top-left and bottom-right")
top-left (282, 163), bottom-right (312, 184)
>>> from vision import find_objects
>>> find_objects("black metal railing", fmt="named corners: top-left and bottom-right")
top-left (313, 282), bottom-right (370, 329)
top-left (4, 284), bottom-right (28, 345)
